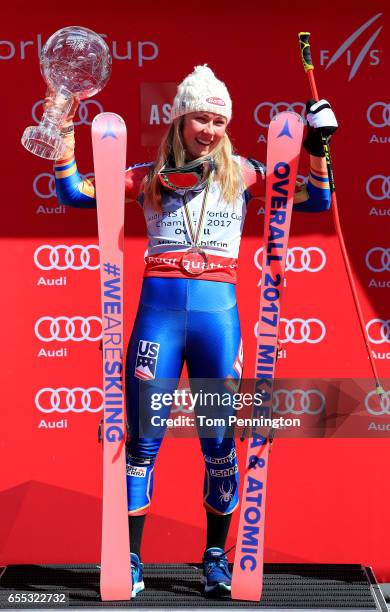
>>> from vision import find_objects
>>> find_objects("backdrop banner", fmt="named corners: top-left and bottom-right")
top-left (1, 0), bottom-right (389, 582)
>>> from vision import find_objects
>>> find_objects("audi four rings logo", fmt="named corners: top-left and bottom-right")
top-left (365, 247), bottom-right (390, 272)
top-left (32, 99), bottom-right (104, 126)
top-left (367, 102), bottom-right (390, 127)
top-left (365, 390), bottom-right (390, 415)
top-left (254, 102), bottom-right (306, 128)
top-left (366, 319), bottom-right (390, 344)
top-left (254, 318), bottom-right (326, 344)
top-left (33, 172), bottom-right (94, 199)
top-left (35, 317), bottom-right (102, 342)
top-left (365, 176), bottom-right (390, 200)
top-left (272, 389), bottom-right (326, 415)
top-left (255, 246), bottom-right (326, 273)
top-left (34, 245), bottom-right (100, 270)
top-left (35, 387), bottom-right (104, 413)
top-left (280, 318), bottom-right (326, 344)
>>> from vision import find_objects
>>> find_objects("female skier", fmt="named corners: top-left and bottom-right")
top-left (52, 65), bottom-right (337, 598)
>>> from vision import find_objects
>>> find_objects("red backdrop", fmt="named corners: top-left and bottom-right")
top-left (1, 0), bottom-right (390, 581)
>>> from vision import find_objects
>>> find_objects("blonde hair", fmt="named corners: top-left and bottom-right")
top-left (143, 117), bottom-right (243, 209)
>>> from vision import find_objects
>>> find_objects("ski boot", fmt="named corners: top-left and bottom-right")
top-left (202, 547), bottom-right (231, 596)
top-left (131, 552), bottom-right (145, 598)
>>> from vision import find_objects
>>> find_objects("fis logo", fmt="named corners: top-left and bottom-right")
top-left (134, 340), bottom-right (160, 380)
top-left (320, 13), bottom-right (383, 80)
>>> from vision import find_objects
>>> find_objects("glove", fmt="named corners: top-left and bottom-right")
top-left (304, 99), bottom-right (338, 157)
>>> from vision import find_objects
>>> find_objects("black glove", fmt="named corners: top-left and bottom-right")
top-left (304, 99), bottom-right (338, 157)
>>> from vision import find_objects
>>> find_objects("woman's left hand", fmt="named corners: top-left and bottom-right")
top-left (304, 99), bottom-right (338, 156)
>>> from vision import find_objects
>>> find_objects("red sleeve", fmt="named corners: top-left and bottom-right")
top-left (239, 156), bottom-right (266, 199)
top-left (124, 163), bottom-right (153, 201)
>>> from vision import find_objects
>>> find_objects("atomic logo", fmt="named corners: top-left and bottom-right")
top-left (320, 13), bottom-right (383, 81)
top-left (101, 120), bottom-right (118, 139)
top-left (277, 119), bottom-right (293, 139)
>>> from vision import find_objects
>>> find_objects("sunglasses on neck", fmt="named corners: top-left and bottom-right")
top-left (158, 157), bottom-right (216, 191)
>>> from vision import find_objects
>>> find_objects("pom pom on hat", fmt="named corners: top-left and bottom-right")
top-left (170, 64), bottom-right (232, 123)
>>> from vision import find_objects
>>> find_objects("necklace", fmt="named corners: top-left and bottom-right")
top-left (179, 175), bottom-right (211, 276)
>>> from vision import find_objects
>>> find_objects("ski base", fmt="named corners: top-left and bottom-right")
top-left (231, 111), bottom-right (304, 601)
top-left (92, 112), bottom-right (131, 601)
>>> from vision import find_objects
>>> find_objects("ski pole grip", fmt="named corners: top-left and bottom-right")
top-left (298, 32), bottom-right (314, 72)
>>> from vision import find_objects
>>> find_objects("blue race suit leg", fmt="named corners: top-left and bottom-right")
top-left (125, 277), bottom-right (242, 515)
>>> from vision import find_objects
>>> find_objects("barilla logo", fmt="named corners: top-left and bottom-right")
top-left (206, 97), bottom-right (225, 106)
top-left (134, 340), bottom-right (160, 380)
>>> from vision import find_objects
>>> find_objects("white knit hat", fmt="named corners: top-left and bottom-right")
top-left (170, 65), bottom-right (232, 123)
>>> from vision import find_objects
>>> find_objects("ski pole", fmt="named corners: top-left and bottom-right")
top-left (298, 32), bottom-right (384, 398)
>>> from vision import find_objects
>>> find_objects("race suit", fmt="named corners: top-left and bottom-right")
top-left (54, 152), bottom-right (330, 514)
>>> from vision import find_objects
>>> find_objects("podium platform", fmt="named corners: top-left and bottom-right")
top-left (0, 563), bottom-right (387, 611)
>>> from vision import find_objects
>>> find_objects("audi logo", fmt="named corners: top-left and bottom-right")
top-left (254, 102), bottom-right (306, 128)
top-left (366, 319), bottom-right (390, 344)
top-left (254, 246), bottom-right (326, 273)
top-left (272, 389), bottom-right (326, 415)
top-left (254, 318), bottom-right (326, 344)
top-left (365, 176), bottom-right (390, 200)
top-left (367, 102), bottom-right (390, 128)
top-left (280, 318), bottom-right (326, 344)
top-left (365, 390), bottom-right (390, 415)
top-left (35, 387), bottom-right (104, 413)
top-left (35, 316), bottom-right (102, 342)
top-left (33, 172), bottom-right (94, 199)
top-left (365, 247), bottom-right (390, 272)
top-left (34, 245), bottom-right (100, 271)
top-left (32, 99), bottom-right (104, 126)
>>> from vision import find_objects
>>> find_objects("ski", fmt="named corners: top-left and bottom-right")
top-left (92, 112), bottom-right (131, 601)
top-left (231, 111), bottom-right (303, 601)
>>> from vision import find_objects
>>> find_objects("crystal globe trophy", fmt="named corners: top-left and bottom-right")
top-left (22, 26), bottom-right (112, 160)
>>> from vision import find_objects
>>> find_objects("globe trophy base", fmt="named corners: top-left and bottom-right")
top-left (21, 125), bottom-right (68, 160)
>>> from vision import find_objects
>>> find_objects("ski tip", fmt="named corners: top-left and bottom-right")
top-left (231, 586), bottom-right (263, 602)
top-left (270, 110), bottom-right (304, 125)
top-left (92, 112), bottom-right (126, 126)
top-left (100, 589), bottom-right (132, 602)
top-left (231, 556), bottom-right (264, 601)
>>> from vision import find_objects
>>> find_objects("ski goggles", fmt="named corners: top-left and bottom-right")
top-left (157, 157), bottom-right (216, 191)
